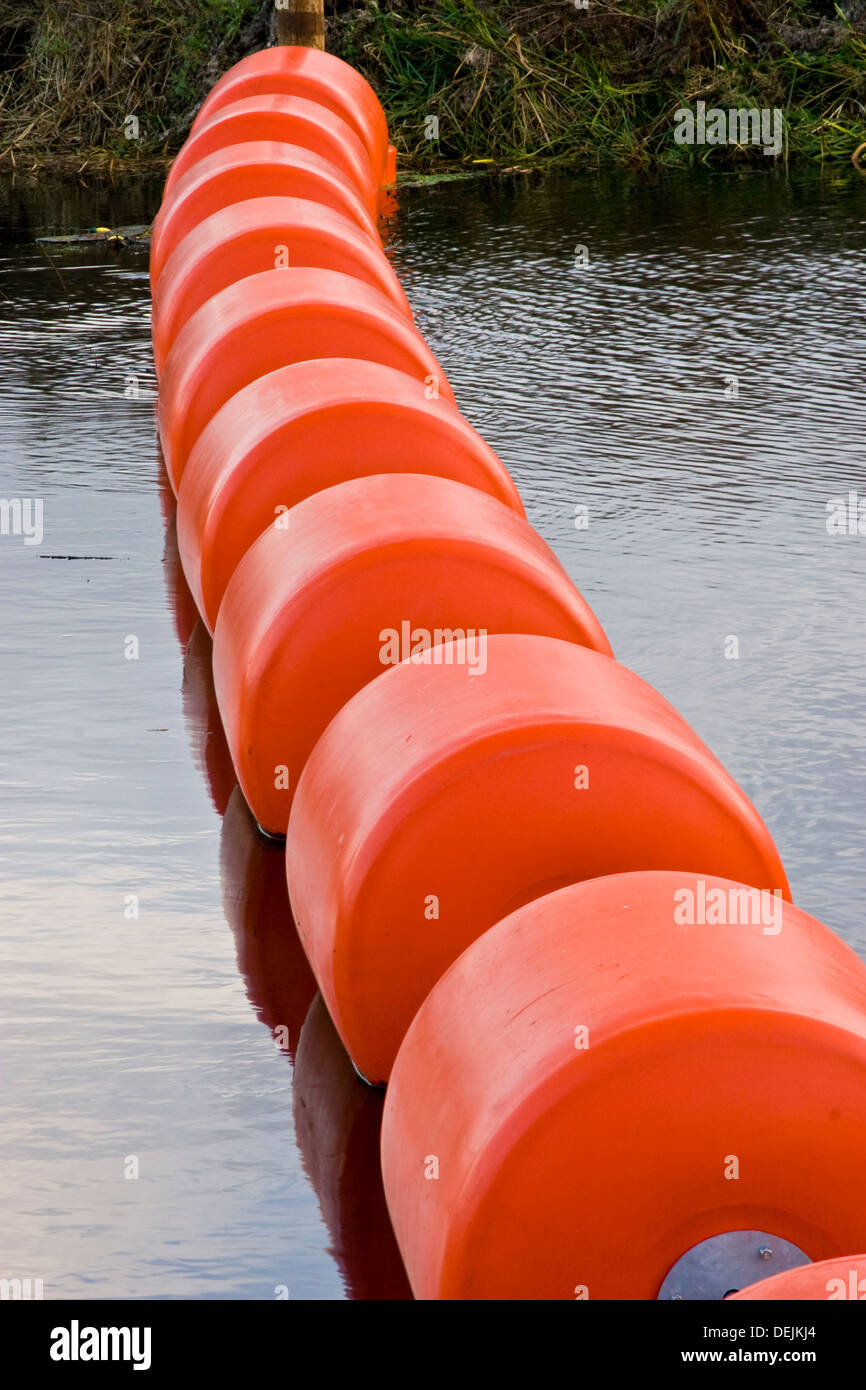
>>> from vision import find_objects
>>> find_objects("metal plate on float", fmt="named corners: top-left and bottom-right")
top-left (658, 1231), bottom-right (810, 1300)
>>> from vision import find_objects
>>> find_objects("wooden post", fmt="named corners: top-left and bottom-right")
top-left (274, 0), bottom-right (325, 49)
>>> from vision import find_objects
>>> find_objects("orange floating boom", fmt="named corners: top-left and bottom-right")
top-left (151, 44), bottom-right (855, 1304)
top-left (382, 872), bottom-right (866, 1299)
top-left (286, 634), bottom-right (790, 1084)
top-left (151, 195), bottom-right (412, 372)
top-left (157, 267), bottom-right (454, 491)
top-left (149, 142), bottom-right (378, 290)
top-left (176, 358), bottom-right (523, 632)
top-left (213, 474), bottom-right (612, 834)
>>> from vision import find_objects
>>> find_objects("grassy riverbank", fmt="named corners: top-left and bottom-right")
top-left (1, 1), bottom-right (864, 170)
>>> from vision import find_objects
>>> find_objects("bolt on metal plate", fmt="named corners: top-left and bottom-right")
top-left (658, 1231), bottom-right (810, 1301)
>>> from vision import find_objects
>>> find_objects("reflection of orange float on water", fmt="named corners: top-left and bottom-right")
top-left (177, 359), bottom-right (521, 632)
top-left (220, 786), bottom-right (316, 1062)
top-left (730, 1253), bottom-right (866, 1301)
top-left (161, 512), bottom-right (198, 652)
top-left (293, 995), bottom-right (411, 1301)
top-left (157, 267), bottom-right (454, 492)
top-left (155, 439), bottom-right (175, 522)
top-left (381, 872), bottom-right (866, 1300)
top-left (287, 634), bottom-right (790, 1084)
top-left (376, 182), bottom-right (399, 223)
top-left (180, 620), bottom-right (236, 819)
top-left (151, 196), bottom-right (413, 374)
top-left (213, 474), bottom-right (612, 835)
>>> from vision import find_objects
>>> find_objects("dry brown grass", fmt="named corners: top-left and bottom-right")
top-left (1, 1), bottom-right (865, 168)
top-left (0, 0), bottom-right (268, 163)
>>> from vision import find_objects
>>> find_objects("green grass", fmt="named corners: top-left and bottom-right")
top-left (332, 0), bottom-right (866, 169)
top-left (0, 1), bottom-right (864, 168)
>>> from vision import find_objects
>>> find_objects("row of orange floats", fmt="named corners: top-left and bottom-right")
top-left (153, 45), bottom-right (866, 1300)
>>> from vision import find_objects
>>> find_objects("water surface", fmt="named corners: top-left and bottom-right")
top-left (1, 165), bottom-right (863, 1299)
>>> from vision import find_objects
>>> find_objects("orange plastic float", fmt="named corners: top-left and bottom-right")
top-left (163, 96), bottom-right (377, 206)
top-left (150, 146), bottom-right (379, 290)
top-left (157, 267), bottom-right (455, 492)
top-left (176, 359), bottom-right (522, 632)
top-left (380, 870), bottom-right (866, 1300)
top-left (151, 196), bottom-right (412, 373)
top-left (381, 146), bottom-right (397, 189)
top-left (212, 474), bottom-right (612, 836)
top-left (286, 633), bottom-right (790, 1084)
top-left (189, 47), bottom-right (390, 183)
top-left (730, 1254), bottom-right (866, 1301)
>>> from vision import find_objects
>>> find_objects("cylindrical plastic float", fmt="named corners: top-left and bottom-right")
top-left (163, 96), bottom-right (377, 205)
top-left (381, 871), bottom-right (866, 1299)
top-left (150, 143), bottom-right (378, 290)
top-left (286, 633), bottom-right (790, 1084)
top-left (189, 47), bottom-right (390, 183)
top-left (730, 1254), bottom-right (866, 1301)
top-left (151, 196), bottom-right (412, 373)
top-left (157, 267), bottom-right (454, 492)
top-left (213, 474), bottom-right (612, 835)
top-left (176, 359), bottom-right (522, 632)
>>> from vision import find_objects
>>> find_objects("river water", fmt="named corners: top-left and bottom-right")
top-left (1, 166), bottom-right (864, 1299)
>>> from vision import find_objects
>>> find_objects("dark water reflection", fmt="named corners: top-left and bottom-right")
top-left (0, 165), bottom-right (863, 1299)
